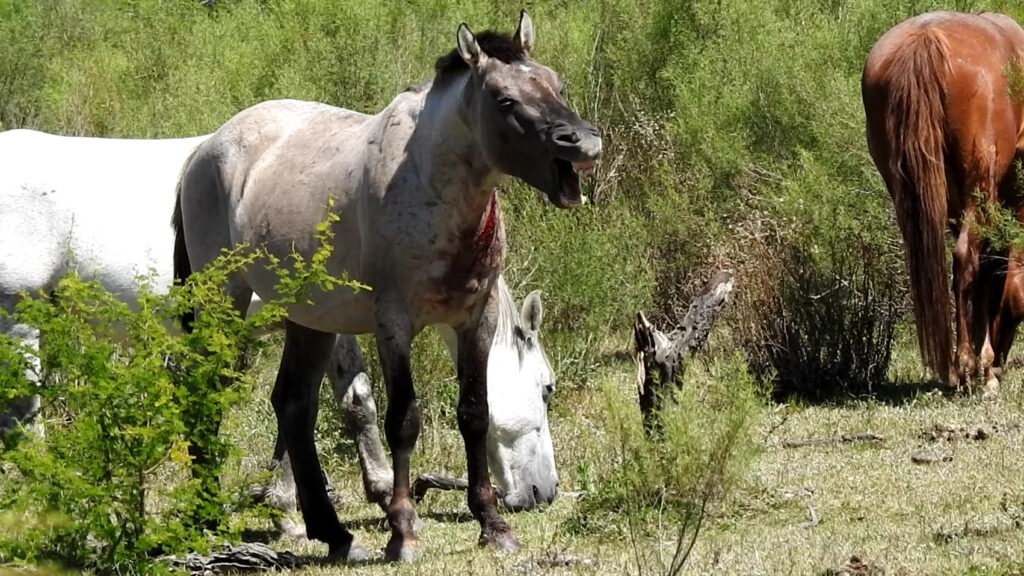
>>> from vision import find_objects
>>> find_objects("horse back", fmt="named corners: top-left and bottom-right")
top-left (178, 99), bottom-right (379, 333)
top-left (0, 129), bottom-right (206, 299)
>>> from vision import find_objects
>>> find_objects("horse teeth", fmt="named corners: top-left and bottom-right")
top-left (572, 161), bottom-right (596, 178)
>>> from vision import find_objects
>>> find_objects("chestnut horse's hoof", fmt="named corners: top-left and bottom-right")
top-left (982, 377), bottom-right (1000, 400)
top-left (384, 535), bottom-right (420, 563)
top-left (328, 540), bottom-right (370, 564)
top-left (479, 527), bottom-right (520, 553)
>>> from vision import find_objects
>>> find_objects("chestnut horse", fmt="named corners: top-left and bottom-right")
top-left (862, 11), bottom-right (1024, 393)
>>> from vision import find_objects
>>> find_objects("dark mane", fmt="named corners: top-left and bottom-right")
top-left (434, 30), bottom-right (526, 79)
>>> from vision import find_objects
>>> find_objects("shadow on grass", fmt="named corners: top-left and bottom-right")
top-left (773, 377), bottom-right (949, 407)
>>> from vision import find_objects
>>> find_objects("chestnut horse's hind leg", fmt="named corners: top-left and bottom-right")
top-left (271, 320), bottom-right (366, 562)
top-left (375, 305), bottom-right (421, 562)
top-left (953, 211), bottom-right (984, 389)
top-left (456, 317), bottom-right (519, 553)
top-left (988, 241), bottom-right (1024, 394)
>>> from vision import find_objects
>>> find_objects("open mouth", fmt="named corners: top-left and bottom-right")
top-left (551, 159), bottom-right (597, 208)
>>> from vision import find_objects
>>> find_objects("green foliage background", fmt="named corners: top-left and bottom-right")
top-left (2, 0), bottom-right (1022, 378)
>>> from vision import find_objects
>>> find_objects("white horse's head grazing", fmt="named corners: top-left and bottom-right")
top-left (486, 279), bottom-right (557, 510)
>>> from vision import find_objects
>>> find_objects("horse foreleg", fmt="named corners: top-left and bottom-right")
top-left (328, 334), bottom-right (393, 511)
top-left (376, 313), bottom-right (421, 562)
top-left (271, 320), bottom-right (366, 563)
top-left (456, 318), bottom-right (519, 553)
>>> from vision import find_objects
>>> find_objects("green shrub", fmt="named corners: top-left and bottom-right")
top-left (0, 215), bottom-right (360, 574)
top-left (574, 355), bottom-right (762, 572)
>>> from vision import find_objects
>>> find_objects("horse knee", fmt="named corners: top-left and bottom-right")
top-left (384, 398), bottom-right (420, 450)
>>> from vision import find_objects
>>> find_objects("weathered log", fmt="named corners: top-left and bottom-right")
top-left (411, 473), bottom-right (470, 503)
top-left (633, 271), bottom-right (734, 432)
top-left (781, 433), bottom-right (885, 449)
top-left (162, 542), bottom-right (303, 575)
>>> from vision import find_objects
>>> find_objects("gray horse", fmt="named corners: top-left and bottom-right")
top-left (174, 11), bottom-right (600, 562)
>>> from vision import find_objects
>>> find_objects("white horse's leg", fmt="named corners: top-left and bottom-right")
top-left (328, 334), bottom-right (393, 510)
top-left (0, 300), bottom-right (44, 438)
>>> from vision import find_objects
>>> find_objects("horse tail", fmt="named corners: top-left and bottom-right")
top-left (882, 28), bottom-right (953, 383)
top-left (172, 146), bottom-right (200, 333)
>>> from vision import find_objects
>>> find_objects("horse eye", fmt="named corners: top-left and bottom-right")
top-left (497, 96), bottom-right (517, 110)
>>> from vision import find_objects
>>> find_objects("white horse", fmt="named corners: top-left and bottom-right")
top-left (0, 128), bottom-right (558, 514)
top-left (175, 10), bottom-right (599, 562)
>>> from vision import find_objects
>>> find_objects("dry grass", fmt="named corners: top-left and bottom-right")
top-left (6, 330), bottom-right (1024, 575)
top-left (204, 332), bottom-right (1024, 576)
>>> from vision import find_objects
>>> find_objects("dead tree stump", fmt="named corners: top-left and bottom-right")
top-left (633, 271), bottom-right (734, 433)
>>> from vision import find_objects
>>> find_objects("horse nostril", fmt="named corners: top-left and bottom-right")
top-left (553, 130), bottom-right (581, 145)
top-left (532, 484), bottom-right (541, 502)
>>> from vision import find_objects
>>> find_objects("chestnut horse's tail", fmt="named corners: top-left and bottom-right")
top-left (882, 29), bottom-right (953, 382)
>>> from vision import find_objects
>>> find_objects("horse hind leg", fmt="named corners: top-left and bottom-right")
top-left (271, 320), bottom-right (366, 562)
top-left (954, 171), bottom-right (1005, 393)
top-left (182, 285), bottom-right (254, 530)
top-left (977, 251), bottom-right (1005, 398)
top-left (0, 301), bottom-right (44, 439)
top-left (953, 216), bottom-right (983, 390)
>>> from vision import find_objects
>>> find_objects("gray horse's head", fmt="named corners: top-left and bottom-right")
top-left (441, 10), bottom-right (602, 208)
top-left (486, 287), bottom-right (558, 510)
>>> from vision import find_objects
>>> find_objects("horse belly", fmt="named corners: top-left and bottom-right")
top-left (242, 264), bottom-right (377, 335)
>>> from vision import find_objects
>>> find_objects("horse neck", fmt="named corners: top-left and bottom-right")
top-left (490, 276), bottom-right (520, 350)
top-left (400, 74), bottom-right (500, 214)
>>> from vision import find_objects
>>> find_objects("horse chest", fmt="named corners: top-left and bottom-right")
top-left (419, 193), bottom-right (504, 317)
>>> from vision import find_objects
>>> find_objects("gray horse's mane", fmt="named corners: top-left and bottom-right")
top-left (404, 31), bottom-right (526, 94)
top-left (435, 30), bottom-right (526, 78)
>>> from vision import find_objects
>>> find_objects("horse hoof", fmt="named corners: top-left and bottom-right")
top-left (480, 528), bottom-right (520, 553)
top-left (328, 540), bottom-right (370, 564)
top-left (384, 536), bottom-right (420, 563)
top-left (982, 378), bottom-right (1000, 400)
top-left (276, 515), bottom-right (307, 541)
top-left (275, 515), bottom-right (307, 541)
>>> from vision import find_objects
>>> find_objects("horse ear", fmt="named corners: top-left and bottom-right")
top-left (457, 23), bottom-right (484, 67)
top-left (513, 10), bottom-right (534, 54)
top-left (521, 290), bottom-right (543, 333)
